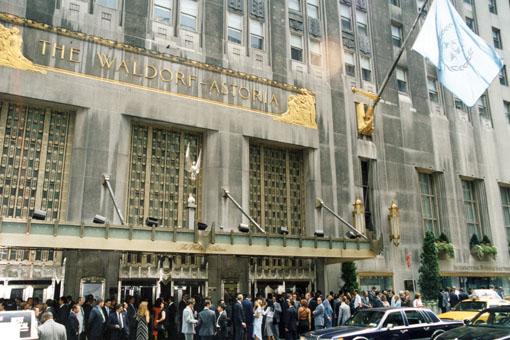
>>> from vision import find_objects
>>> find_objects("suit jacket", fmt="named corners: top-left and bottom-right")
top-left (198, 307), bottom-right (216, 336)
top-left (283, 305), bottom-right (298, 332)
top-left (55, 304), bottom-right (69, 325)
top-left (242, 299), bottom-right (253, 325)
top-left (38, 319), bottom-right (67, 340)
top-left (232, 301), bottom-right (245, 329)
top-left (182, 306), bottom-right (198, 334)
top-left (127, 304), bottom-right (137, 329)
top-left (216, 311), bottom-right (229, 338)
top-left (165, 302), bottom-right (178, 329)
top-left (88, 306), bottom-right (106, 338)
top-left (107, 311), bottom-right (129, 340)
top-left (313, 303), bottom-right (324, 327)
top-left (67, 312), bottom-right (80, 340)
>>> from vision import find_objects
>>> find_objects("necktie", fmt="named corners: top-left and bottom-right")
top-left (118, 313), bottom-right (123, 328)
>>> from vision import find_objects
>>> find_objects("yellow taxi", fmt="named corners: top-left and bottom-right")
top-left (439, 290), bottom-right (510, 322)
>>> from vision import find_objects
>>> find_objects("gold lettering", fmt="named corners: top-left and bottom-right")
top-left (118, 60), bottom-right (129, 74)
top-left (96, 53), bottom-right (115, 69)
top-left (176, 72), bottom-right (188, 87)
top-left (270, 94), bottom-right (279, 106)
top-left (252, 90), bottom-right (264, 103)
top-left (209, 80), bottom-right (220, 95)
top-left (159, 68), bottom-right (173, 82)
top-left (39, 40), bottom-right (50, 56)
top-left (132, 61), bottom-right (143, 77)
top-left (188, 75), bottom-right (197, 87)
top-left (145, 65), bottom-right (158, 79)
top-left (221, 83), bottom-right (229, 95)
top-left (51, 43), bottom-right (65, 59)
top-left (230, 84), bottom-right (238, 97)
top-left (239, 87), bottom-right (250, 100)
top-left (69, 47), bottom-right (80, 63)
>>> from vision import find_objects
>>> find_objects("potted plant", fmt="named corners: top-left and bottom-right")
top-left (434, 233), bottom-right (454, 259)
top-left (470, 234), bottom-right (497, 260)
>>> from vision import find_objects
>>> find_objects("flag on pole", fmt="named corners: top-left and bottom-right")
top-left (412, 0), bottom-right (504, 107)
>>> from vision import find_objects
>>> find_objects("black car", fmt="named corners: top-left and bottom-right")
top-left (304, 307), bottom-right (463, 340)
top-left (437, 306), bottom-right (510, 340)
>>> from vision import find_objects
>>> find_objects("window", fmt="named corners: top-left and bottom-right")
top-left (455, 97), bottom-right (469, 112)
top-left (228, 13), bottom-right (243, 44)
top-left (427, 77), bottom-right (439, 102)
top-left (154, 0), bottom-right (172, 24)
top-left (249, 144), bottom-right (304, 235)
top-left (477, 94), bottom-right (491, 121)
top-left (340, 4), bottom-right (352, 31)
top-left (419, 173), bottom-right (440, 235)
top-left (417, 0), bottom-right (427, 12)
top-left (390, 0), bottom-right (400, 7)
top-left (360, 160), bottom-right (374, 232)
top-left (96, 0), bottom-right (117, 9)
top-left (127, 125), bottom-right (202, 227)
top-left (465, 17), bottom-right (476, 32)
top-left (405, 310), bottom-right (428, 325)
top-left (250, 20), bottom-right (264, 49)
top-left (289, 0), bottom-right (301, 12)
top-left (307, 0), bottom-right (319, 19)
top-left (391, 24), bottom-right (402, 47)
top-left (361, 56), bottom-right (372, 82)
top-left (0, 101), bottom-right (73, 219)
top-left (344, 51), bottom-right (356, 76)
top-left (383, 312), bottom-right (405, 327)
top-left (462, 180), bottom-right (482, 237)
top-left (504, 101), bottom-right (510, 123)
top-left (492, 28), bottom-right (502, 49)
top-left (489, 0), bottom-right (497, 14)
top-left (500, 187), bottom-right (510, 242)
top-left (396, 67), bottom-right (408, 93)
top-left (291, 34), bottom-right (304, 61)
top-left (500, 66), bottom-right (508, 86)
top-left (356, 11), bottom-right (368, 36)
top-left (180, 0), bottom-right (198, 31)
top-left (309, 40), bottom-right (322, 66)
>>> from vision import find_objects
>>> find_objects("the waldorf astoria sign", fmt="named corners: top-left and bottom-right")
top-left (0, 13), bottom-right (317, 129)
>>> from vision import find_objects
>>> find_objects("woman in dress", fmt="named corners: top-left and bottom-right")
top-left (263, 299), bottom-right (276, 340)
top-left (413, 293), bottom-right (424, 308)
top-left (136, 301), bottom-right (150, 340)
top-left (253, 298), bottom-right (264, 340)
top-left (153, 298), bottom-right (166, 340)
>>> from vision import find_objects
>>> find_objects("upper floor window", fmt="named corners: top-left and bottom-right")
top-left (427, 77), bottom-right (439, 102)
top-left (309, 39), bottom-right (322, 66)
top-left (356, 11), bottom-right (368, 36)
top-left (492, 27), bottom-right (502, 49)
top-left (307, 0), bottom-right (319, 19)
top-left (504, 101), bottom-right (510, 124)
top-left (462, 179), bottom-right (484, 238)
top-left (477, 94), bottom-right (491, 122)
top-left (228, 13), bottom-right (243, 44)
top-left (0, 101), bottom-right (73, 220)
top-left (360, 159), bottom-right (375, 232)
top-left (344, 51), bottom-right (356, 77)
top-left (180, 0), bottom-right (198, 31)
top-left (290, 34), bottom-right (304, 61)
top-left (96, 0), bottom-right (117, 9)
top-left (465, 17), bottom-right (476, 32)
top-left (396, 67), bottom-right (408, 93)
top-left (154, 0), bottom-right (172, 24)
top-left (418, 173), bottom-right (441, 235)
top-left (289, 0), bottom-right (301, 12)
top-left (455, 97), bottom-right (470, 113)
top-left (391, 24), bottom-right (402, 47)
top-left (390, 0), bottom-right (400, 7)
top-left (489, 0), bottom-right (497, 14)
top-left (500, 66), bottom-right (508, 86)
top-left (361, 56), bottom-right (372, 82)
top-left (501, 186), bottom-right (510, 242)
top-left (340, 4), bottom-right (352, 31)
top-left (250, 20), bottom-right (264, 49)
top-left (249, 144), bottom-right (305, 235)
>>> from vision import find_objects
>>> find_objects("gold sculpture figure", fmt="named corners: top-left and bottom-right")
top-left (352, 87), bottom-right (379, 136)
top-left (275, 89), bottom-right (317, 129)
top-left (0, 22), bottom-right (45, 73)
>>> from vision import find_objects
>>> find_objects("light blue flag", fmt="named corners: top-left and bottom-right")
top-left (412, 0), bottom-right (504, 106)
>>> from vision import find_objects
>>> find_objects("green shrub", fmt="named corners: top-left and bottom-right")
top-left (435, 241), bottom-right (454, 258)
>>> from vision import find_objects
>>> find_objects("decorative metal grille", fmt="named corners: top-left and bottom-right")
top-left (249, 144), bottom-right (304, 235)
top-left (0, 101), bottom-right (72, 220)
top-left (127, 124), bottom-right (201, 228)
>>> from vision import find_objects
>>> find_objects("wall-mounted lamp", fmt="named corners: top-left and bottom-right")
top-left (145, 217), bottom-right (159, 228)
top-left (352, 198), bottom-right (366, 236)
top-left (32, 209), bottom-right (47, 221)
top-left (197, 222), bottom-right (208, 231)
top-left (238, 223), bottom-right (250, 233)
top-left (93, 215), bottom-right (107, 224)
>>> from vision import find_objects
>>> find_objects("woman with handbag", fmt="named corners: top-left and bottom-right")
top-left (153, 299), bottom-right (166, 340)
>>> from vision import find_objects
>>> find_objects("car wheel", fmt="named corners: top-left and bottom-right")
top-left (431, 330), bottom-right (445, 339)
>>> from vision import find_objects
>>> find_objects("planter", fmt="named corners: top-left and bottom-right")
top-left (471, 244), bottom-right (497, 261)
top-left (435, 241), bottom-right (454, 260)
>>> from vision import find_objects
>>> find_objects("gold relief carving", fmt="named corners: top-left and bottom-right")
top-left (352, 87), bottom-right (379, 136)
top-left (275, 89), bottom-right (317, 129)
top-left (0, 22), bottom-right (45, 73)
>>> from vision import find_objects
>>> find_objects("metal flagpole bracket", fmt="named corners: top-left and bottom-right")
top-left (315, 198), bottom-right (368, 240)
top-left (102, 173), bottom-right (126, 225)
top-left (222, 188), bottom-right (266, 234)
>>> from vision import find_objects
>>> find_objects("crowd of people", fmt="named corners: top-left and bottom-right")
top-left (0, 285), bottom-right (503, 340)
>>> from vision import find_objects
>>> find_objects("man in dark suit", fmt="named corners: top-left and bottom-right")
top-left (283, 299), bottom-right (298, 340)
top-left (215, 303), bottom-right (228, 339)
top-left (55, 296), bottom-right (69, 326)
top-left (88, 299), bottom-right (106, 340)
top-left (232, 294), bottom-right (246, 340)
top-left (67, 304), bottom-right (81, 340)
top-left (126, 296), bottom-right (137, 340)
top-left (107, 303), bottom-right (129, 340)
top-left (165, 296), bottom-right (178, 340)
top-left (198, 299), bottom-right (216, 340)
top-left (449, 288), bottom-right (459, 309)
top-left (242, 294), bottom-right (253, 340)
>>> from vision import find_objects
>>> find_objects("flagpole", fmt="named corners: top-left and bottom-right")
top-left (354, 0), bottom-right (431, 108)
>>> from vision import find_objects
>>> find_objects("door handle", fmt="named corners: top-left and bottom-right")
top-left (424, 327), bottom-right (430, 331)
top-left (400, 329), bottom-right (408, 333)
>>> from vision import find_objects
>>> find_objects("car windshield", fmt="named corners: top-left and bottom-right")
top-left (345, 310), bottom-right (385, 328)
top-left (473, 311), bottom-right (510, 329)
top-left (454, 301), bottom-right (487, 311)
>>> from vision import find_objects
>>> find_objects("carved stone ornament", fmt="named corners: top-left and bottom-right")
top-left (275, 89), bottom-right (317, 129)
top-left (0, 22), bottom-right (45, 73)
top-left (388, 201), bottom-right (400, 247)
